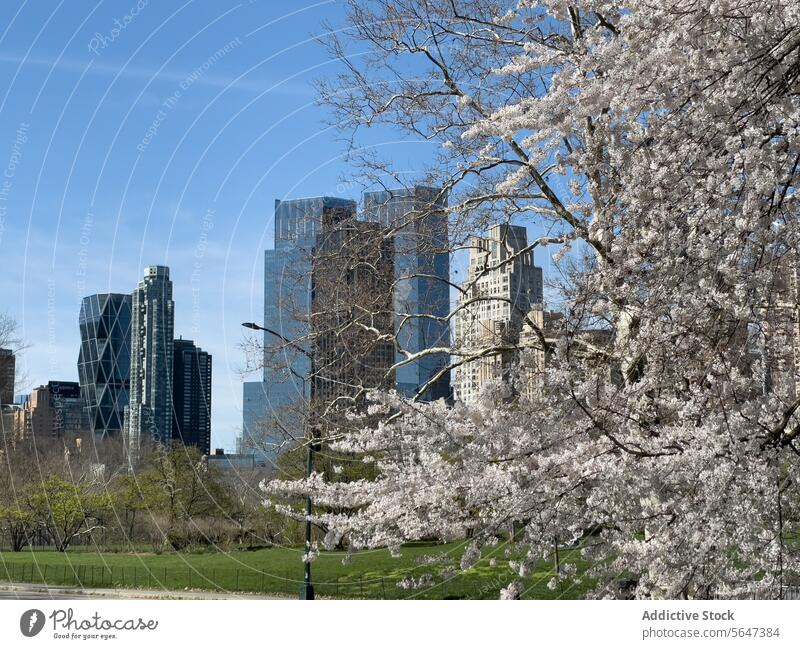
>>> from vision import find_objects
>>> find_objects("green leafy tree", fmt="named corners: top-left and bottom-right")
top-left (0, 503), bottom-right (34, 552)
top-left (130, 443), bottom-right (232, 549)
top-left (27, 476), bottom-right (111, 552)
top-left (111, 472), bottom-right (165, 544)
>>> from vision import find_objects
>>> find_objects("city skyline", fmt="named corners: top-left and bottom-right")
top-left (241, 189), bottom-right (452, 460)
top-left (5, 206), bottom-right (558, 454)
top-left (241, 195), bottom-right (356, 463)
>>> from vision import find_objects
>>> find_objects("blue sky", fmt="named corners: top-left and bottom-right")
top-left (0, 1), bottom-right (566, 451)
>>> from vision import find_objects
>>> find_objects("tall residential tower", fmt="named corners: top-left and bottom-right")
top-left (124, 266), bottom-right (174, 462)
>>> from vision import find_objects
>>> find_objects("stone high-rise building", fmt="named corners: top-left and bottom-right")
top-left (124, 266), bottom-right (174, 462)
top-left (0, 404), bottom-right (23, 442)
top-left (363, 187), bottom-right (451, 401)
top-left (78, 293), bottom-right (132, 437)
top-left (172, 338), bottom-right (212, 455)
top-left (453, 224), bottom-right (543, 403)
top-left (0, 348), bottom-right (15, 404)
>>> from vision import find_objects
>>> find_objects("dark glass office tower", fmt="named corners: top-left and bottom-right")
top-left (77, 293), bottom-right (132, 437)
top-left (172, 338), bottom-right (212, 455)
top-left (240, 196), bottom-right (355, 462)
top-left (363, 187), bottom-right (452, 401)
top-left (0, 348), bottom-right (14, 404)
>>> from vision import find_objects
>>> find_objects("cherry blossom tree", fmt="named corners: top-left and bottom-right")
top-left (264, 0), bottom-right (800, 598)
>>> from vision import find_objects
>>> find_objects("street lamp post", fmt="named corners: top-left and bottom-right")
top-left (242, 321), bottom-right (315, 600)
top-left (299, 431), bottom-right (315, 600)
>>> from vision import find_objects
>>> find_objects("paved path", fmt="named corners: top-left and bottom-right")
top-left (0, 588), bottom-right (95, 600)
top-left (0, 582), bottom-right (290, 600)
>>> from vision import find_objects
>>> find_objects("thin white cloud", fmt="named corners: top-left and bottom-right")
top-left (0, 52), bottom-right (314, 96)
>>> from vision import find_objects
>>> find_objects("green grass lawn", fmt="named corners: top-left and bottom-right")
top-left (0, 541), bottom-right (593, 599)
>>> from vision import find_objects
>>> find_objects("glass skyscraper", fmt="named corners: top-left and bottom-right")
top-left (77, 293), bottom-right (131, 437)
top-left (240, 197), bottom-right (355, 462)
top-left (124, 265), bottom-right (174, 462)
top-left (172, 338), bottom-right (212, 455)
top-left (363, 187), bottom-right (452, 401)
top-left (241, 380), bottom-right (270, 458)
top-left (0, 347), bottom-right (15, 405)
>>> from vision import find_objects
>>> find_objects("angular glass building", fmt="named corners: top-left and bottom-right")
top-left (363, 187), bottom-right (452, 401)
top-left (77, 293), bottom-right (132, 438)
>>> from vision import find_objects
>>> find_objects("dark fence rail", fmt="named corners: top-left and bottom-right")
top-left (3, 556), bottom-right (797, 600)
top-left (4, 558), bottom-right (797, 600)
